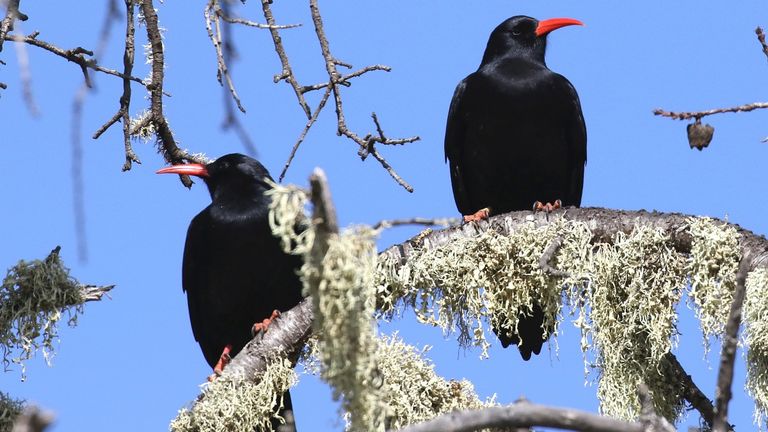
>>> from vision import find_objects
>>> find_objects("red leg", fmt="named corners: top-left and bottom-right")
top-left (533, 199), bottom-right (562, 213)
top-left (208, 344), bottom-right (233, 382)
top-left (252, 309), bottom-right (281, 336)
top-left (463, 207), bottom-right (491, 223)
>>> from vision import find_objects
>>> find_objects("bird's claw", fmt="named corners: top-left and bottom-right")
top-left (208, 344), bottom-right (233, 382)
top-left (463, 207), bottom-right (491, 223)
top-left (251, 309), bottom-right (281, 337)
top-left (532, 199), bottom-right (562, 213)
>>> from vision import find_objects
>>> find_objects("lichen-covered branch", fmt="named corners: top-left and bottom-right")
top-left (140, 0), bottom-right (207, 187)
top-left (0, 0), bottom-right (27, 53)
top-left (379, 208), bottom-right (768, 273)
top-left (0, 246), bottom-right (114, 379)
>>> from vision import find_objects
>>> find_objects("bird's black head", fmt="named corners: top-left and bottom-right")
top-left (157, 153), bottom-right (274, 204)
top-left (481, 16), bottom-right (583, 65)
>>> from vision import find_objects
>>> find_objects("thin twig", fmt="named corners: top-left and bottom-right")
top-left (206, 0), bottom-right (245, 113)
top-left (756, 27), bottom-right (768, 62)
top-left (298, 64), bottom-right (391, 93)
top-left (4, 33), bottom-right (152, 89)
top-left (279, 87), bottom-right (331, 182)
top-left (653, 102), bottom-right (768, 121)
top-left (712, 257), bottom-right (750, 432)
top-left (11, 25), bottom-right (37, 115)
top-left (307, 0), bottom-right (418, 192)
top-left (261, 0), bottom-right (311, 119)
top-left (216, 1), bottom-right (299, 30)
top-left (71, 0), bottom-right (121, 264)
top-left (372, 217), bottom-right (459, 231)
top-left (80, 284), bottom-right (115, 302)
top-left (215, 0), bottom-right (257, 155)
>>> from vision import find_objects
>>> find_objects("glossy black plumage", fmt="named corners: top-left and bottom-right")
top-left (178, 154), bottom-right (303, 427)
top-left (444, 16), bottom-right (587, 360)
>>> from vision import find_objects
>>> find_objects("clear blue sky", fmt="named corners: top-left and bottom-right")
top-left (2, 1), bottom-right (768, 431)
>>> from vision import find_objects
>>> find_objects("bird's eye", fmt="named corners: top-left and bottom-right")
top-left (512, 30), bottom-right (522, 36)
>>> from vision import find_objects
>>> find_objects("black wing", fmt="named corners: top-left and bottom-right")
top-left (181, 209), bottom-right (220, 367)
top-left (556, 74), bottom-right (587, 207)
top-left (444, 78), bottom-right (472, 215)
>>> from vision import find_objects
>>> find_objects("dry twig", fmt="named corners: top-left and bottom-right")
top-left (712, 257), bottom-right (750, 432)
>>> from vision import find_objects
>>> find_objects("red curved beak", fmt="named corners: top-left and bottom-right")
top-left (156, 163), bottom-right (209, 178)
top-left (535, 18), bottom-right (584, 37)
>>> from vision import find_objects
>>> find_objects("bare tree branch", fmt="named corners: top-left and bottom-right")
top-left (93, 0), bottom-right (141, 173)
top-left (390, 401), bottom-right (650, 432)
top-left (712, 257), bottom-right (750, 432)
top-left (756, 26), bottom-right (768, 62)
top-left (653, 102), bottom-right (768, 121)
top-left (3, 33), bottom-right (149, 89)
top-left (372, 217), bottom-right (459, 231)
top-left (663, 353), bottom-right (718, 430)
top-left (0, 0), bottom-right (26, 53)
top-left (210, 0), bottom-right (258, 155)
top-left (307, 0), bottom-right (418, 192)
top-left (261, 0), bottom-right (312, 119)
top-left (279, 87), bottom-right (331, 182)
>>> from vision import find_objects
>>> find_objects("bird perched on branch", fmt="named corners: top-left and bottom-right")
top-left (444, 16), bottom-right (587, 360)
top-left (158, 153), bottom-right (303, 430)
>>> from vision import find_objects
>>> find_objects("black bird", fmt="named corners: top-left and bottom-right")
top-left (444, 16), bottom-right (587, 360)
top-left (158, 153), bottom-right (303, 430)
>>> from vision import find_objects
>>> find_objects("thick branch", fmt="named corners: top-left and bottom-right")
top-left (391, 401), bottom-right (648, 432)
top-left (379, 207), bottom-right (768, 274)
top-left (663, 353), bottom-right (717, 429)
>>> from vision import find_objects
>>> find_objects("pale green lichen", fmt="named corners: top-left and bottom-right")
top-left (582, 226), bottom-right (686, 421)
top-left (170, 358), bottom-right (296, 432)
top-left (687, 217), bottom-right (741, 351)
top-left (301, 227), bottom-right (383, 431)
top-left (377, 219), bottom-right (592, 358)
top-left (0, 392), bottom-right (24, 432)
top-left (268, 183), bottom-right (383, 431)
top-left (372, 333), bottom-right (495, 430)
top-left (376, 220), bottom-right (689, 422)
top-left (1, 247), bottom-right (86, 379)
top-left (267, 180), bottom-right (765, 427)
top-left (743, 268), bottom-right (768, 428)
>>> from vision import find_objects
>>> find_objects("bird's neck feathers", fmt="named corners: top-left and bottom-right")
top-left (207, 182), bottom-right (271, 215)
top-left (480, 38), bottom-right (547, 67)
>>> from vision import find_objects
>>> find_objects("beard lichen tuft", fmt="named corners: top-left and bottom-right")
top-left (582, 226), bottom-right (686, 421)
top-left (0, 391), bottom-right (24, 432)
top-left (687, 217), bottom-right (741, 351)
top-left (371, 333), bottom-right (496, 430)
top-left (1, 247), bottom-right (86, 379)
top-left (743, 268), bottom-right (768, 427)
top-left (376, 219), bottom-right (592, 358)
top-left (267, 182), bottom-right (383, 431)
top-left (170, 358), bottom-right (297, 432)
top-left (302, 227), bottom-right (383, 431)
